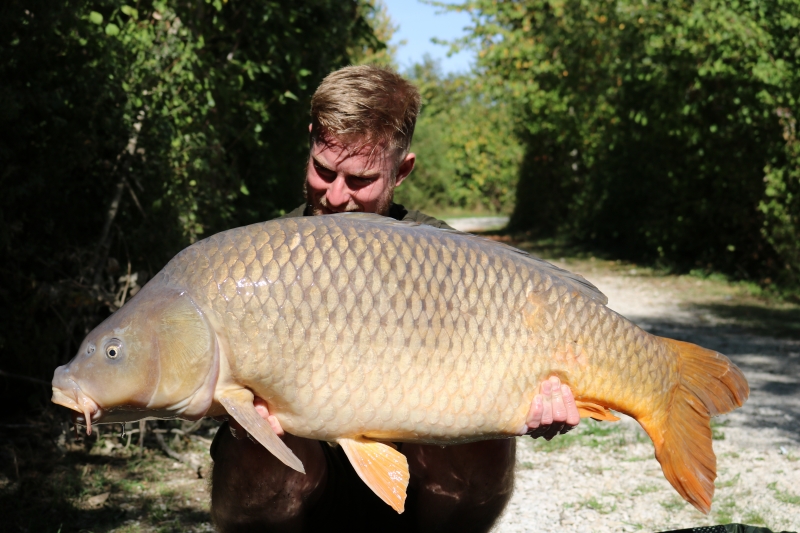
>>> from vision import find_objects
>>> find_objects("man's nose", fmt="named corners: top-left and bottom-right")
top-left (326, 175), bottom-right (351, 207)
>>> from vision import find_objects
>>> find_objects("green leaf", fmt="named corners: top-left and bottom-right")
top-left (284, 90), bottom-right (298, 101)
top-left (105, 23), bottom-right (120, 36)
top-left (89, 11), bottom-right (103, 25)
top-left (120, 6), bottom-right (138, 19)
top-left (240, 184), bottom-right (250, 196)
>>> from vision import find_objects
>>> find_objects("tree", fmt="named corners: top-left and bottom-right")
top-left (459, 0), bottom-right (800, 283)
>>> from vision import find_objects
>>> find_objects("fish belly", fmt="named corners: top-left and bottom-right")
top-left (163, 215), bottom-right (666, 442)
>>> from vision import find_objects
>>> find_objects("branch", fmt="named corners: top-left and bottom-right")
top-left (155, 431), bottom-right (186, 462)
top-left (92, 111), bottom-right (146, 287)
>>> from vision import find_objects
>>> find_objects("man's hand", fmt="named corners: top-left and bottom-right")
top-left (525, 376), bottom-right (580, 441)
top-left (224, 397), bottom-right (285, 439)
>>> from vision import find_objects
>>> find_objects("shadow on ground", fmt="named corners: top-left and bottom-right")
top-left (693, 303), bottom-right (800, 339)
top-left (0, 416), bottom-right (214, 533)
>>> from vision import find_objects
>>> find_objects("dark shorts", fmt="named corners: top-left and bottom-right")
top-left (210, 422), bottom-right (417, 532)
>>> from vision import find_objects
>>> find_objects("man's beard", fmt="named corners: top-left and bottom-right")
top-left (305, 180), bottom-right (395, 217)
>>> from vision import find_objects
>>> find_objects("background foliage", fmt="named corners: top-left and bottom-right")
top-left (0, 0), bottom-right (382, 411)
top-left (396, 58), bottom-right (524, 214)
top-left (460, 0), bottom-right (800, 284)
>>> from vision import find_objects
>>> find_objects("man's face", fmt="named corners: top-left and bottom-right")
top-left (305, 136), bottom-right (415, 216)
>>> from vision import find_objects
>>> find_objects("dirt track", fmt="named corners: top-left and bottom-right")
top-left (495, 260), bottom-right (800, 533)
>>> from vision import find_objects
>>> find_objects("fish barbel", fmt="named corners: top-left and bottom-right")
top-left (51, 214), bottom-right (748, 513)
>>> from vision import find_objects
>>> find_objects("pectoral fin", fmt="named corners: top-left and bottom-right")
top-left (219, 390), bottom-right (305, 474)
top-left (337, 437), bottom-right (409, 513)
top-left (575, 400), bottom-right (621, 422)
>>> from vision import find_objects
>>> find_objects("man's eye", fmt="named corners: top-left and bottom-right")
top-left (315, 163), bottom-right (335, 177)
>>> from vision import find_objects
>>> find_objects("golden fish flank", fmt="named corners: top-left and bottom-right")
top-left (52, 213), bottom-right (748, 515)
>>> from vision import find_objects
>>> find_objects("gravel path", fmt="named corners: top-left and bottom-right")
top-left (443, 216), bottom-right (509, 232)
top-left (494, 265), bottom-right (800, 533)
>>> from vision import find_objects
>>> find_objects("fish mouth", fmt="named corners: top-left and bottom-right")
top-left (51, 380), bottom-right (101, 436)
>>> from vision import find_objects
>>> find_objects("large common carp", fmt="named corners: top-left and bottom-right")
top-left (52, 214), bottom-right (748, 514)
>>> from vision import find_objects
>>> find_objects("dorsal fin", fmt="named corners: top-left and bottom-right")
top-left (329, 213), bottom-right (608, 305)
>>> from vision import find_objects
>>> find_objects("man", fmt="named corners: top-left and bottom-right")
top-left (210, 65), bottom-right (580, 533)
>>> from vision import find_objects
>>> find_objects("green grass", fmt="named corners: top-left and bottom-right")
top-left (743, 510), bottom-right (767, 525)
top-left (582, 496), bottom-right (617, 514)
top-left (631, 484), bottom-right (660, 497)
top-left (622, 455), bottom-right (650, 462)
top-left (710, 418), bottom-right (728, 441)
top-left (660, 496), bottom-right (687, 512)
top-left (713, 496), bottom-right (737, 523)
top-left (768, 482), bottom-right (800, 505)
top-left (717, 473), bottom-right (740, 488)
top-left (621, 521), bottom-right (644, 530)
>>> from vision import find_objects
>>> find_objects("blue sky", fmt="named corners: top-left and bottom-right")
top-left (382, 0), bottom-right (475, 75)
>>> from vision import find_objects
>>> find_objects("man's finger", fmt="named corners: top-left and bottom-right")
top-left (540, 379), bottom-right (554, 425)
top-left (549, 376), bottom-right (568, 422)
top-left (254, 397), bottom-right (285, 437)
top-left (525, 394), bottom-right (544, 429)
top-left (561, 384), bottom-right (581, 427)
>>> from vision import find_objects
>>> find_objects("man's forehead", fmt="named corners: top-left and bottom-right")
top-left (314, 134), bottom-right (390, 156)
top-left (312, 135), bottom-right (396, 168)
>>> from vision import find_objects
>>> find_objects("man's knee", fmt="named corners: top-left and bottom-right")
top-left (405, 440), bottom-right (516, 533)
top-left (209, 425), bottom-right (328, 532)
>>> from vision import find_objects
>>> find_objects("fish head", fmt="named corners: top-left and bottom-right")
top-left (52, 282), bottom-right (218, 432)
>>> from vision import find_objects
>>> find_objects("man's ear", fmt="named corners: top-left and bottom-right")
top-left (394, 153), bottom-right (415, 187)
top-left (308, 123), bottom-right (313, 133)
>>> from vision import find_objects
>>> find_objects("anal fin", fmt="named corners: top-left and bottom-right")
top-left (576, 400), bottom-right (621, 422)
top-left (337, 437), bottom-right (409, 513)
top-left (219, 390), bottom-right (305, 474)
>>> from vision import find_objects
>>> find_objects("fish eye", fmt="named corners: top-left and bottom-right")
top-left (105, 340), bottom-right (122, 359)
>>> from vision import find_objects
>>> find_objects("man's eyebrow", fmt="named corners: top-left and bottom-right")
top-left (312, 155), bottom-right (380, 179)
top-left (311, 155), bottom-right (334, 172)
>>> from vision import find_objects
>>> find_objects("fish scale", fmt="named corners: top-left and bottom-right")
top-left (197, 219), bottom-right (549, 438)
top-left (53, 213), bottom-right (748, 514)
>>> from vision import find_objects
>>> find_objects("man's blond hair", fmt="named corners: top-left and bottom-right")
top-left (310, 65), bottom-right (421, 160)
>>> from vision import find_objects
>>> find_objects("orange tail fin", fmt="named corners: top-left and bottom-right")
top-left (639, 338), bottom-right (749, 514)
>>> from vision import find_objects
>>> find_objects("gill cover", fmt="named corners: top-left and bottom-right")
top-left (147, 288), bottom-right (217, 412)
